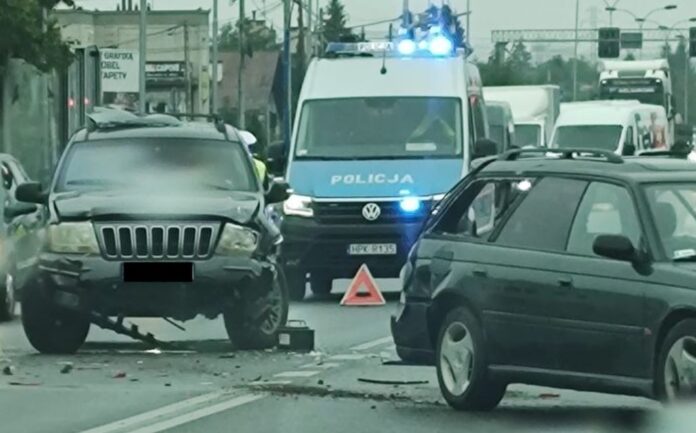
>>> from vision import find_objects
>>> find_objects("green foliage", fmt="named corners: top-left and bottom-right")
top-left (218, 19), bottom-right (278, 54)
top-left (0, 0), bottom-right (74, 72)
top-left (322, 0), bottom-right (354, 42)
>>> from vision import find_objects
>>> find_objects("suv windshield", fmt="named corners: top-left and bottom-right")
top-left (295, 97), bottom-right (463, 160)
top-left (513, 124), bottom-right (540, 147)
top-left (646, 183), bottom-right (696, 260)
top-left (553, 125), bottom-right (623, 151)
top-left (56, 138), bottom-right (256, 193)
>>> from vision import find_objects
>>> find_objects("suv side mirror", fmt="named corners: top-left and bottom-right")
top-left (266, 179), bottom-right (290, 204)
top-left (16, 182), bottom-right (47, 205)
top-left (4, 202), bottom-right (37, 221)
top-left (593, 234), bottom-right (636, 262)
top-left (473, 138), bottom-right (499, 159)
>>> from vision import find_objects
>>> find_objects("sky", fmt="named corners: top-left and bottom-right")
top-left (68, 0), bottom-right (696, 57)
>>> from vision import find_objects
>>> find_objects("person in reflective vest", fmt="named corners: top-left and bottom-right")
top-left (253, 157), bottom-right (269, 190)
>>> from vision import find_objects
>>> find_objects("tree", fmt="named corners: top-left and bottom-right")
top-left (322, 0), bottom-right (353, 43)
top-left (0, 0), bottom-right (74, 73)
top-left (624, 52), bottom-right (636, 60)
top-left (218, 19), bottom-right (278, 53)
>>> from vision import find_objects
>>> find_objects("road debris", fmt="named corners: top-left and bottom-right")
top-left (219, 354), bottom-right (237, 359)
top-left (317, 379), bottom-right (324, 385)
top-left (112, 371), bottom-right (127, 379)
top-left (60, 363), bottom-right (74, 374)
top-left (164, 382), bottom-right (172, 387)
top-left (357, 378), bottom-right (428, 385)
top-left (8, 381), bottom-right (42, 386)
top-left (538, 393), bottom-right (560, 399)
top-left (3, 365), bottom-right (15, 376)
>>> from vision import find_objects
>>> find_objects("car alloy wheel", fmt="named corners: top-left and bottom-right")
top-left (260, 275), bottom-right (285, 335)
top-left (439, 321), bottom-right (475, 397)
top-left (663, 336), bottom-right (696, 400)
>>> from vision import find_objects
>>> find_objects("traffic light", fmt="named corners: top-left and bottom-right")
top-left (690, 27), bottom-right (696, 58)
top-left (598, 27), bottom-right (621, 58)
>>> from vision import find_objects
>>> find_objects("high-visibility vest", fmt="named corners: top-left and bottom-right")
top-left (253, 158), bottom-right (267, 181)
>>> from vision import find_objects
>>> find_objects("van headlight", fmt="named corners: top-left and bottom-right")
top-left (47, 222), bottom-right (100, 254)
top-left (283, 194), bottom-right (313, 217)
top-left (433, 193), bottom-right (446, 201)
top-left (215, 224), bottom-right (259, 255)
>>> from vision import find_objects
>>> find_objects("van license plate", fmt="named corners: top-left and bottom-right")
top-left (347, 243), bottom-right (397, 256)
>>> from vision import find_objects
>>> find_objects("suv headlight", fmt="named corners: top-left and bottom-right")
top-left (215, 224), bottom-right (259, 255)
top-left (283, 194), bottom-right (313, 217)
top-left (47, 222), bottom-right (99, 254)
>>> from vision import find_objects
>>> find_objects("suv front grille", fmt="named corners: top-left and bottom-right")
top-left (97, 223), bottom-right (220, 260)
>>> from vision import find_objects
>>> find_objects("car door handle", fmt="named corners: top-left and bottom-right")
top-left (558, 277), bottom-right (573, 288)
top-left (472, 267), bottom-right (488, 278)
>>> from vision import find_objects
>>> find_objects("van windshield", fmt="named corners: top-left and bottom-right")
top-left (295, 97), bottom-right (463, 160)
top-left (553, 125), bottom-right (623, 151)
top-left (513, 124), bottom-right (541, 147)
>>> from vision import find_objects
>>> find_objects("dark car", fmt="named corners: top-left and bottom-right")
top-left (0, 155), bottom-right (37, 321)
top-left (392, 148), bottom-right (696, 410)
top-left (13, 110), bottom-right (291, 354)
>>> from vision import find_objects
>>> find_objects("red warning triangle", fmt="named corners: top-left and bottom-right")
top-left (340, 264), bottom-right (386, 306)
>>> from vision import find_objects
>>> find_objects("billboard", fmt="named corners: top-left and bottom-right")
top-left (100, 49), bottom-right (139, 93)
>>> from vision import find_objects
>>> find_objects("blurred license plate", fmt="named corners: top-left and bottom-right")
top-left (347, 243), bottom-right (397, 256)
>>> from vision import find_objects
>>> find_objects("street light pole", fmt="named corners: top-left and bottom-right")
top-left (138, 0), bottom-right (147, 113)
top-left (573, 0), bottom-right (580, 101)
top-left (211, 0), bottom-right (218, 114)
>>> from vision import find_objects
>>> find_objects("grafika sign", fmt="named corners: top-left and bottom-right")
top-left (100, 49), bottom-right (140, 93)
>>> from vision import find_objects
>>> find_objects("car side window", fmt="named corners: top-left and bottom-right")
top-left (433, 178), bottom-right (533, 240)
top-left (1, 163), bottom-right (14, 192)
top-left (567, 182), bottom-right (642, 257)
top-left (495, 177), bottom-right (588, 251)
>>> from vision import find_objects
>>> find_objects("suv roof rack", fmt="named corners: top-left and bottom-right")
top-left (499, 148), bottom-right (624, 164)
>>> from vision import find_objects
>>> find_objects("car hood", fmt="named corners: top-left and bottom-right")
top-left (52, 190), bottom-right (260, 224)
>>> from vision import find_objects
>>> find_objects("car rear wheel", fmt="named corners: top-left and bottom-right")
top-left (285, 269), bottom-right (306, 301)
top-left (0, 272), bottom-right (16, 322)
top-left (224, 266), bottom-right (289, 350)
top-left (309, 273), bottom-right (333, 296)
top-left (21, 283), bottom-right (90, 354)
top-left (656, 319), bottom-right (696, 402)
top-left (436, 307), bottom-right (506, 411)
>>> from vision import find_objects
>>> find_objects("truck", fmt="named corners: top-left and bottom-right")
top-left (598, 59), bottom-right (674, 115)
top-left (277, 36), bottom-right (495, 300)
top-left (483, 85), bottom-right (561, 148)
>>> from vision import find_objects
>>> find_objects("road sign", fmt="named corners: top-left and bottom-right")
top-left (690, 27), bottom-right (696, 57)
top-left (621, 32), bottom-right (643, 49)
top-left (100, 49), bottom-right (140, 93)
top-left (340, 264), bottom-right (386, 306)
top-left (598, 27), bottom-right (620, 58)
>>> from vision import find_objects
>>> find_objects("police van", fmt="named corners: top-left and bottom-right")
top-left (279, 14), bottom-right (493, 300)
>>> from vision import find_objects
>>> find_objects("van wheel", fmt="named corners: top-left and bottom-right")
top-left (285, 269), bottom-right (306, 301)
top-left (21, 283), bottom-right (90, 354)
top-left (436, 307), bottom-right (506, 411)
top-left (224, 266), bottom-right (289, 349)
top-left (655, 319), bottom-right (696, 402)
top-left (310, 273), bottom-right (333, 296)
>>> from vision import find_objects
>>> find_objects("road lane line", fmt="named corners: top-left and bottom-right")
top-left (329, 353), bottom-right (369, 361)
top-left (127, 394), bottom-right (263, 433)
top-left (77, 391), bottom-right (225, 433)
top-left (350, 336), bottom-right (393, 351)
top-left (273, 370), bottom-right (320, 378)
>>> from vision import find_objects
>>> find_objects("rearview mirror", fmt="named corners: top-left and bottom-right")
top-left (593, 234), bottom-right (636, 262)
top-left (15, 182), bottom-right (47, 205)
top-left (4, 202), bottom-right (38, 221)
top-left (266, 179), bottom-right (290, 204)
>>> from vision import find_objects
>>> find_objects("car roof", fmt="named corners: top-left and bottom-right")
top-left (71, 123), bottom-right (231, 142)
top-left (480, 152), bottom-right (696, 184)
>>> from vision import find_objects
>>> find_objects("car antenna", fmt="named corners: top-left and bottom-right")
top-left (380, 23), bottom-right (393, 75)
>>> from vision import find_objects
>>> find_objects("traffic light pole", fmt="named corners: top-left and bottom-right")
top-left (572, 0), bottom-right (580, 101)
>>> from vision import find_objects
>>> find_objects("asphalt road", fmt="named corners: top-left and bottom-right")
top-left (0, 279), bottom-right (692, 433)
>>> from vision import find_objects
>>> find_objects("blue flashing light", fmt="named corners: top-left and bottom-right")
top-left (418, 40), bottom-right (429, 50)
top-left (429, 35), bottom-right (453, 56)
top-left (399, 197), bottom-right (421, 213)
top-left (397, 39), bottom-right (417, 55)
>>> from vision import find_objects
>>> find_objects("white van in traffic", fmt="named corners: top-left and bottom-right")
top-left (550, 101), bottom-right (669, 155)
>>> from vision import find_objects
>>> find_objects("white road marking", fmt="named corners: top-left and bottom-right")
top-left (77, 391), bottom-right (225, 433)
top-left (350, 336), bottom-right (393, 351)
top-left (328, 354), bottom-right (369, 361)
top-left (126, 394), bottom-right (263, 433)
top-left (299, 362), bottom-right (340, 369)
top-left (273, 370), bottom-right (320, 378)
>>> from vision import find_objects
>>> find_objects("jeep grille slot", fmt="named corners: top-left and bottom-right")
top-left (98, 223), bottom-right (220, 260)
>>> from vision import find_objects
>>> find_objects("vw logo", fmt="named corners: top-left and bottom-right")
top-left (362, 203), bottom-right (381, 221)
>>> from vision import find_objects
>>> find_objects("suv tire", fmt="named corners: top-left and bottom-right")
top-left (285, 269), bottom-right (306, 301)
top-left (309, 273), bottom-right (333, 296)
top-left (655, 318), bottom-right (696, 401)
top-left (436, 307), bottom-right (507, 411)
top-left (224, 266), bottom-right (289, 349)
top-left (21, 283), bottom-right (90, 354)
top-left (0, 272), bottom-right (16, 322)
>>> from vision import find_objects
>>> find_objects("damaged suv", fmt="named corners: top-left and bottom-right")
top-left (13, 110), bottom-right (290, 354)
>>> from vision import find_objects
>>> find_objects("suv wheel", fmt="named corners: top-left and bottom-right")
top-left (21, 283), bottom-right (90, 354)
top-left (436, 307), bottom-right (506, 411)
top-left (0, 272), bottom-right (16, 322)
top-left (656, 319), bottom-right (696, 401)
top-left (285, 269), bottom-right (306, 301)
top-left (224, 266), bottom-right (289, 350)
top-left (309, 273), bottom-right (333, 296)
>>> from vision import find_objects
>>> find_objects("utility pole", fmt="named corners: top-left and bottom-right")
top-left (296, 0), bottom-right (305, 72)
top-left (184, 23), bottom-right (192, 112)
top-left (572, 0), bottom-right (580, 101)
top-left (211, 0), bottom-right (219, 114)
top-left (466, 0), bottom-right (471, 42)
top-left (238, 0), bottom-right (246, 129)
top-left (283, 0), bottom-right (292, 151)
top-left (307, 0), bottom-right (313, 58)
top-left (139, 0), bottom-right (147, 112)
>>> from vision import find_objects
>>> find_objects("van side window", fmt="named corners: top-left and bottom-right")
top-left (468, 95), bottom-right (486, 142)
